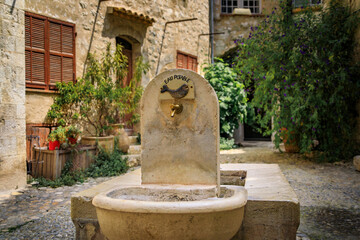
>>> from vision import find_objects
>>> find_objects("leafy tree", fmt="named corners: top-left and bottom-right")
top-left (234, 0), bottom-right (360, 161)
top-left (203, 58), bottom-right (248, 137)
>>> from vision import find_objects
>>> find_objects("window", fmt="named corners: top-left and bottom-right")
top-left (292, 0), bottom-right (322, 8)
top-left (221, 0), bottom-right (261, 14)
top-left (176, 51), bottom-right (197, 72)
top-left (25, 12), bottom-right (75, 90)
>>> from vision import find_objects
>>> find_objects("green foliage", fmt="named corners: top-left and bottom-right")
top-left (33, 140), bottom-right (129, 188)
top-left (86, 146), bottom-right (129, 178)
top-left (203, 58), bottom-right (248, 137)
top-left (47, 126), bottom-right (66, 142)
top-left (65, 125), bottom-right (81, 139)
top-left (46, 43), bottom-right (148, 136)
top-left (234, 0), bottom-right (360, 161)
top-left (220, 137), bottom-right (236, 150)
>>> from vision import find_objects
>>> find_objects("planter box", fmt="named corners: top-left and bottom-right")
top-left (31, 146), bottom-right (97, 180)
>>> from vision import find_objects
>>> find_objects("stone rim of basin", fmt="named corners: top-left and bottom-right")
top-left (92, 185), bottom-right (247, 213)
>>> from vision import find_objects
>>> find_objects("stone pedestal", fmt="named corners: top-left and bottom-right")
top-left (141, 69), bottom-right (220, 187)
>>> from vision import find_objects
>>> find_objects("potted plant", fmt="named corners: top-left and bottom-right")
top-left (46, 44), bottom-right (148, 153)
top-left (46, 44), bottom-right (144, 152)
top-left (47, 126), bottom-right (66, 150)
top-left (280, 127), bottom-right (300, 153)
top-left (65, 125), bottom-right (81, 145)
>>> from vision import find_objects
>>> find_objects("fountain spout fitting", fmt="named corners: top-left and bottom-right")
top-left (170, 104), bottom-right (183, 117)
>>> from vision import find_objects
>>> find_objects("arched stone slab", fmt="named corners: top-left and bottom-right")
top-left (140, 69), bottom-right (220, 186)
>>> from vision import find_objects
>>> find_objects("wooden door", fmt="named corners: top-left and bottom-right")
top-left (123, 48), bottom-right (132, 86)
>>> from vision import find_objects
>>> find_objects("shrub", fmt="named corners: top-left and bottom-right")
top-left (234, 0), bottom-right (360, 161)
top-left (46, 44), bottom-right (147, 136)
top-left (203, 58), bottom-right (248, 137)
top-left (220, 137), bottom-right (236, 150)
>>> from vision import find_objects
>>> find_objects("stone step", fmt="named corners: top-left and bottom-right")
top-left (128, 136), bottom-right (138, 145)
top-left (125, 154), bottom-right (141, 168)
top-left (128, 145), bottom-right (141, 155)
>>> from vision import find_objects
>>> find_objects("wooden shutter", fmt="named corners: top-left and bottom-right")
top-left (25, 12), bottom-right (75, 90)
top-left (176, 51), bottom-right (198, 72)
top-left (49, 20), bottom-right (75, 88)
top-left (177, 52), bottom-right (184, 69)
top-left (190, 56), bottom-right (197, 72)
top-left (25, 14), bottom-right (46, 88)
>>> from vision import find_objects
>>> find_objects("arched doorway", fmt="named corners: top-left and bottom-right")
top-left (116, 37), bottom-right (133, 86)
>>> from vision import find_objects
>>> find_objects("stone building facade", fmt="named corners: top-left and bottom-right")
top-left (24, 0), bottom-right (210, 124)
top-left (0, 0), bottom-right (359, 192)
top-left (0, 0), bottom-right (210, 191)
top-left (213, 0), bottom-right (278, 57)
top-left (0, 0), bottom-right (27, 191)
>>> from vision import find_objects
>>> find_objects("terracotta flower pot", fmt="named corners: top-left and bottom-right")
top-left (81, 136), bottom-right (114, 153)
top-left (48, 140), bottom-right (60, 150)
top-left (109, 124), bottom-right (130, 153)
top-left (281, 128), bottom-right (300, 153)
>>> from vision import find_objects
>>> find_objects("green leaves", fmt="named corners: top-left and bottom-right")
top-left (46, 43), bottom-right (148, 137)
top-left (203, 58), bottom-right (248, 137)
top-left (233, 0), bottom-right (360, 161)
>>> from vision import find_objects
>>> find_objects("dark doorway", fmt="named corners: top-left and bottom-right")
top-left (116, 37), bottom-right (132, 86)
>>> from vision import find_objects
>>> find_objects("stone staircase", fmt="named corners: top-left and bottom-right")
top-left (125, 135), bottom-right (141, 167)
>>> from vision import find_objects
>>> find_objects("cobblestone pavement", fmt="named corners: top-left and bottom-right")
top-left (0, 142), bottom-right (359, 239)
top-left (0, 177), bottom-right (116, 239)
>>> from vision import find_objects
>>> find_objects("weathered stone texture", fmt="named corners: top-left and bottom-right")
top-left (141, 69), bottom-right (220, 186)
top-left (24, 0), bottom-right (210, 125)
top-left (0, 0), bottom-right (27, 191)
top-left (71, 164), bottom-right (300, 240)
top-left (213, 0), bottom-right (278, 57)
top-left (354, 155), bottom-right (360, 171)
top-left (25, 91), bottom-right (56, 124)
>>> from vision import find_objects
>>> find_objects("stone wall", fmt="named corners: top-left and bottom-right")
top-left (0, 0), bottom-right (27, 191)
top-left (24, 0), bottom-right (210, 126)
top-left (213, 0), bottom-right (278, 57)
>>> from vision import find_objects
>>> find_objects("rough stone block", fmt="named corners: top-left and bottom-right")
top-left (353, 155), bottom-right (360, 171)
top-left (71, 164), bottom-right (299, 240)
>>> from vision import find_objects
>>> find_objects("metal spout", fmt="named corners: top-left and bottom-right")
top-left (170, 104), bottom-right (183, 117)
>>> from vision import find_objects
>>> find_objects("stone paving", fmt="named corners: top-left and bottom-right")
top-left (0, 177), bottom-right (116, 239)
top-left (0, 142), bottom-right (359, 239)
top-left (221, 142), bottom-right (360, 240)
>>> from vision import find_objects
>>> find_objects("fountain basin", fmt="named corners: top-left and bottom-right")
top-left (92, 185), bottom-right (247, 240)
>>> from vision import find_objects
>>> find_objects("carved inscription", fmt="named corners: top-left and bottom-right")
top-left (159, 74), bottom-right (195, 100)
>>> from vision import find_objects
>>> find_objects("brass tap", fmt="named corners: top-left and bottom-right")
top-left (170, 104), bottom-right (183, 117)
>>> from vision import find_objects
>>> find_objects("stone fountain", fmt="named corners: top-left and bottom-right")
top-left (92, 69), bottom-right (248, 240)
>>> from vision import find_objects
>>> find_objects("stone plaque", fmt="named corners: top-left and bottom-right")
top-left (159, 74), bottom-right (195, 100)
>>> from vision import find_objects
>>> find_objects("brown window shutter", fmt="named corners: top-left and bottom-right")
top-left (49, 22), bottom-right (61, 52)
top-left (25, 12), bottom-right (75, 90)
top-left (31, 52), bottom-right (45, 83)
top-left (188, 57), bottom-right (193, 70)
top-left (31, 17), bottom-right (45, 50)
top-left (25, 15), bottom-right (31, 47)
top-left (50, 55), bottom-right (61, 83)
top-left (62, 57), bottom-right (74, 83)
top-left (177, 53), bottom-right (183, 68)
top-left (62, 25), bottom-right (74, 54)
top-left (49, 20), bottom-right (75, 85)
top-left (176, 51), bottom-right (197, 72)
top-left (25, 14), bottom-right (46, 88)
